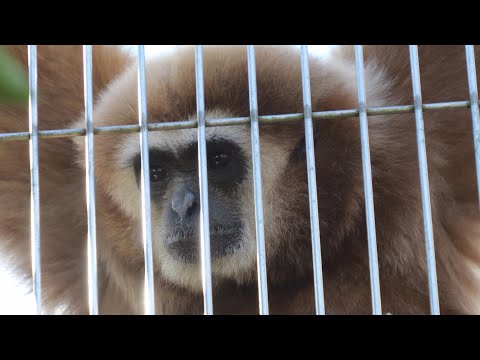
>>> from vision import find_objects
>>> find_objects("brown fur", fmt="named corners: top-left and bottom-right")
top-left (0, 45), bottom-right (479, 314)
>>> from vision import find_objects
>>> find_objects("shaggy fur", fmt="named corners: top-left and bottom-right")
top-left (0, 45), bottom-right (479, 314)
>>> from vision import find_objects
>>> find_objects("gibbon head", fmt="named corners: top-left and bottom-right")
top-left (72, 45), bottom-right (361, 295)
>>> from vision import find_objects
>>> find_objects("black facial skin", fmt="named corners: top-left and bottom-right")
top-left (133, 139), bottom-right (246, 263)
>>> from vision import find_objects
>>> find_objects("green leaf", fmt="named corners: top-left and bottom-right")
top-left (0, 48), bottom-right (28, 103)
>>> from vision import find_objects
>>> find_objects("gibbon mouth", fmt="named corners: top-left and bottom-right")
top-left (165, 223), bottom-right (243, 264)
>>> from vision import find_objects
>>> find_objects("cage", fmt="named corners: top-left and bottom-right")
top-left (0, 45), bottom-right (478, 315)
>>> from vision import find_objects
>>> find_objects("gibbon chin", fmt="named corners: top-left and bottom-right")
top-left (0, 45), bottom-right (480, 314)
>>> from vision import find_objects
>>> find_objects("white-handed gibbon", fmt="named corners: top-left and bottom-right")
top-left (0, 45), bottom-right (479, 314)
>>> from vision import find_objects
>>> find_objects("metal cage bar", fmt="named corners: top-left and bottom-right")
top-left (28, 45), bottom-right (41, 315)
top-left (354, 45), bottom-right (382, 315)
top-left (195, 45), bottom-right (214, 315)
top-left (247, 45), bottom-right (269, 315)
top-left (465, 45), bottom-right (480, 207)
top-left (409, 45), bottom-right (440, 315)
top-left (83, 45), bottom-right (99, 315)
top-left (137, 45), bottom-right (155, 315)
top-left (300, 45), bottom-right (326, 315)
top-left (0, 101), bottom-right (477, 143)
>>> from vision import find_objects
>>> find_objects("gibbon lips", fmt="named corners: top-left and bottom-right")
top-left (165, 223), bottom-right (243, 263)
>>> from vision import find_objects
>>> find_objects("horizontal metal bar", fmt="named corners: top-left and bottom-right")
top-left (0, 100), bottom-right (475, 142)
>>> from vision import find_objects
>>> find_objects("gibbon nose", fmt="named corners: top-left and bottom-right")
top-left (171, 186), bottom-right (197, 220)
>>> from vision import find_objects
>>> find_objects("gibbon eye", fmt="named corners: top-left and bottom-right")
top-left (150, 167), bottom-right (166, 183)
top-left (209, 153), bottom-right (231, 169)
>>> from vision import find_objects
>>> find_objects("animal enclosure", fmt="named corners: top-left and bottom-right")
top-left (0, 45), bottom-right (479, 315)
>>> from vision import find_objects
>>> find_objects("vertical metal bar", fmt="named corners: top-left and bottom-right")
top-left (299, 45), bottom-right (325, 315)
top-left (28, 45), bottom-right (41, 315)
top-left (409, 45), bottom-right (440, 315)
top-left (83, 45), bottom-right (99, 315)
top-left (137, 45), bottom-right (155, 315)
top-left (465, 45), bottom-right (480, 207)
top-left (195, 45), bottom-right (213, 315)
top-left (354, 45), bottom-right (382, 315)
top-left (247, 45), bottom-right (269, 315)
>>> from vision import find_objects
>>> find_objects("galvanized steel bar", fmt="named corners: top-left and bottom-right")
top-left (354, 45), bottom-right (382, 315)
top-left (195, 45), bottom-right (214, 315)
top-left (83, 45), bottom-right (99, 315)
top-left (0, 101), bottom-right (476, 143)
top-left (247, 45), bottom-right (269, 315)
top-left (137, 45), bottom-right (155, 315)
top-left (28, 45), bottom-right (41, 315)
top-left (409, 45), bottom-right (440, 315)
top-left (300, 45), bottom-right (325, 315)
top-left (465, 45), bottom-right (480, 207)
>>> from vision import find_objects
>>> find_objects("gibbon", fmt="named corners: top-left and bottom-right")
top-left (0, 45), bottom-right (479, 314)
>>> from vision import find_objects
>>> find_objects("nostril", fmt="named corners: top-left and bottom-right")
top-left (184, 191), bottom-right (195, 210)
top-left (186, 199), bottom-right (196, 218)
top-left (171, 187), bottom-right (196, 219)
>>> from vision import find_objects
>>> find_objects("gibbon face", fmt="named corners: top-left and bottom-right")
top-left (72, 46), bottom-right (349, 294)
